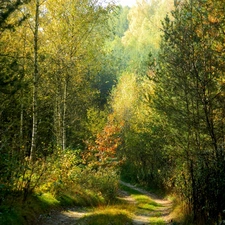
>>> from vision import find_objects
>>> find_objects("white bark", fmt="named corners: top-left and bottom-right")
top-left (62, 79), bottom-right (67, 151)
top-left (30, 0), bottom-right (39, 161)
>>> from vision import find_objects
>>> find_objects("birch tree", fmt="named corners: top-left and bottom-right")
top-left (30, 0), bottom-right (40, 161)
top-left (42, 0), bottom-right (116, 150)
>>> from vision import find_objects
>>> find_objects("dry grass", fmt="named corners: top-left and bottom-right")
top-left (77, 203), bottom-right (134, 225)
top-left (77, 183), bottom-right (171, 225)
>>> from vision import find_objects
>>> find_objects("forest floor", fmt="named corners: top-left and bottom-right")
top-left (38, 181), bottom-right (174, 225)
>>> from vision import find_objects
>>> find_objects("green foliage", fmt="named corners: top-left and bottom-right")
top-left (77, 167), bottom-right (120, 203)
top-left (86, 107), bottom-right (108, 138)
top-left (0, 0), bottom-right (118, 217)
top-left (111, 70), bottom-right (166, 189)
top-left (0, 192), bottom-right (59, 225)
top-left (152, 0), bottom-right (225, 223)
top-left (0, 147), bottom-right (120, 224)
top-left (0, 207), bottom-right (24, 225)
top-left (108, 5), bottom-right (129, 39)
top-left (33, 148), bottom-right (120, 205)
top-left (121, 0), bottom-right (174, 73)
top-left (107, 2), bottom-right (175, 193)
top-left (0, 0), bottom-right (30, 32)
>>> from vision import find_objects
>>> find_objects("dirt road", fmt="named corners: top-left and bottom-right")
top-left (38, 181), bottom-right (173, 225)
top-left (120, 181), bottom-right (173, 225)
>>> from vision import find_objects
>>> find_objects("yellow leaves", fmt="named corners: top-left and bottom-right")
top-left (122, 0), bottom-right (173, 52)
top-left (208, 15), bottom-right (219, 24)
top-left (111, 71), bottom-right (154, 133)
top-left (112, 72), bottom-right (138, 121)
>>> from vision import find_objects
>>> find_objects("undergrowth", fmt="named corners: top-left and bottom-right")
top-left (0, 148), bottom-right (120, 225)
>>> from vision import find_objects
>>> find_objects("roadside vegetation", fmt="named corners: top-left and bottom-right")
top-left (0, 149), bottom-right (120, 225)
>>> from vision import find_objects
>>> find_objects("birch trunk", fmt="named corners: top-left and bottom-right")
top-left (30, 0), bottom-right (39, 161)
top-left (62, 79), bottom-right (67, 151)
top-left (55, 91), bottom-right (61, 148)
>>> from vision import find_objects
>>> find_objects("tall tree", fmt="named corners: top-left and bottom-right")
top-left (122, 0), bottom-right (174, 73)
top-left (0, 0), bottom-right (30, 94)
top-left (154, 0), bottom-right (225, 223)
top-left (42, 0), bottom-right (116, 149)
top-left (30, 0), bottom-right (40, 161)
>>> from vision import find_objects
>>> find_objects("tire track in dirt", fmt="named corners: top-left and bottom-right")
top-left (120, 181), bottom-right (173, 225)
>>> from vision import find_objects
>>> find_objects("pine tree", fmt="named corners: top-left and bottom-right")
top-left (154, 0), bottom-right (225, 223)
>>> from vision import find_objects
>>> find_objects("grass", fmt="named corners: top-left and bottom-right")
top-left (77, 206), bottom-right (133, 225)
top-left (74, 186), bottom-right (137, 225)
top-left (0, 191), bottom-right (63, 225)
top-left (36, 192), bottom-right (60, 208)
top-left (75, 188), bottom-right (138, 224)
top-left (0, 187), bottom-right (107, 225)
top-left (138, 202), bottom-right (158, 211)
top-left (149, 217), bottom-right (166, 225)
top-left (76, 183), bottom-right (168, 225)
top-left (0, 206), bottom-right (24, 225)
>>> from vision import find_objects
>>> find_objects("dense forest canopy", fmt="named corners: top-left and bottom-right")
top-left (1, 0), bottom-right (225, 224)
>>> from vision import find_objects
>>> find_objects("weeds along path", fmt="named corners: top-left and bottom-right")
top-left (39, 181), bottom-right (173, 225)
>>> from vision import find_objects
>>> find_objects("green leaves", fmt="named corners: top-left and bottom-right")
top-left (0, 0), bottom-right (30, 32)
top-left (154, 0), bottom-right (225, 222)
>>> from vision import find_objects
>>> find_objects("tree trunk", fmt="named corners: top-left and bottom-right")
top-left (62, 79), bottom-right (67, 151)
top-left (30, 0), bottom-right (39, 161)
top-left (55, 87), bottom-right (62, 148)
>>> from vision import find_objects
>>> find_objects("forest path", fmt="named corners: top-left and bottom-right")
top-left (38, 181), bottom-right (173, 225)
top-left (120, 181), bottom-right (173, 224)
